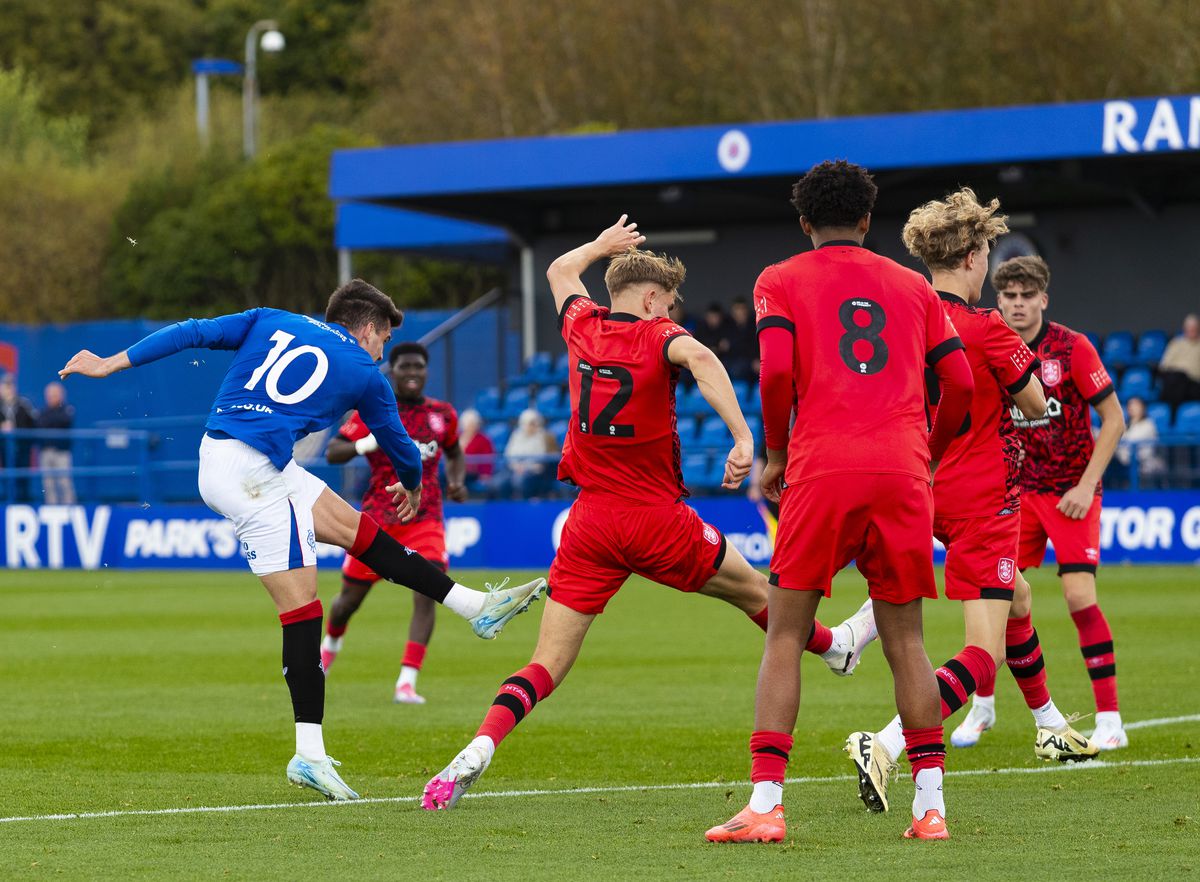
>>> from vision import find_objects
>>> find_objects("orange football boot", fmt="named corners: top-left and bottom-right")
top-left (704, 804), bottom-right (786, 843)
top-left (903, 809), bottom-right (950, 840)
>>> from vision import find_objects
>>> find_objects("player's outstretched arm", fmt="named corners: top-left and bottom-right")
top-left (59, 350), bottom-right (132, 380)
top-left (1011, 373), bottom-right (1048, 420)
top-left (667, 335), bottom-right (753, 489)
top-left (546, 215), bottom-right (645, 314)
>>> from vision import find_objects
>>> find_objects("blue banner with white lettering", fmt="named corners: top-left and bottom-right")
top-left (3, 493), bottom-right (1200, 571)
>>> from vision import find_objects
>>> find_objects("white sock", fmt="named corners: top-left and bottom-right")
top-left (1095, 710), bottom-right (1123, 728)
top-left (972, 693), bottom-right (996, 716)
top-left (876, 716), bottom-right (905, 762)
top-left (443, 583), bottom-right (485, 619)
top-left (1033, 699), bottom-right (1067, 730)
top-left (397, 665), bottom-right (419, 690)
top-left (749, 780), bottom-right (783, 813)
top-left (821, 624), bottom-right (850, 660)
top-left (321, 634), bottom-right (343, 653)
top-left (912, 767), bottom-right (945, 817)
top-left (468, 735), bottom-right (496, 764)
top-left (295, 722), bottom-right (326, 762)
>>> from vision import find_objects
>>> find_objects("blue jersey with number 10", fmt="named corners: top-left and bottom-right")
top-left (126, 307), bottom-right (422, 487)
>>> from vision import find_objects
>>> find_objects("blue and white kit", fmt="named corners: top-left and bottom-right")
top-left (128, 308), bottom-right (421, 575)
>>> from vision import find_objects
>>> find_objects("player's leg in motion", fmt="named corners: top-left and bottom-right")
top-left (310, 488), bottom-right (543, 639)
top-left (706, 585), bottom-right (822, 844)
top-left (698, 544), bottom-right (878, 676)
top-left (1061, 569), bottom-right (1126, 749)
top-left (421, 598), bottom-right (594, 810)
top-left (394, 593), bottom-right (436, 704)
top-left (260, 567), bottom-right (361, 801)
top-left (320, 577), bottom-right (373, 672)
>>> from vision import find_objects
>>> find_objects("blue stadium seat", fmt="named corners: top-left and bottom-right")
top-left (744, 415), bottom-right (763, 446)
top-left (502, 386), bottom-right (532, 418)
top-left (682, 452), bottom-right (711, 487)
top-left (514, 351), bottom-right (553, 385)
top-left (697, 416), bottom-right (729, 448)
top-left (730, 380), bottom-right (750, 403)
top-left (678, 385), bottom-right (709, 417)
top-left (547, 419), bottom-right (569, 446)
top-left (535, 385), bottom-right (561, 412)
top-left (1147, 402), bottom-right (1173, 435)
top-left (1135, 330), bottom-right (1167, 366)
top-left (475, 386), bottom-right (504, 422)
top-left (553, 352), bottom-right (572, 383)
top-left (1084, 331), bottom-right (1102, 351)
top-left (1118, 366), bottom-right (1156, 402)
top-left (484, 421), bottom-right (511, 450)
top-left (1102, 332), bottom-right (1135, 369)
top-left (1174, 403), bottom-right (1200, 436)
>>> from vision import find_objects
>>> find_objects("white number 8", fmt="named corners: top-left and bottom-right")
top-left (244, 330), bottom-right (330, 404)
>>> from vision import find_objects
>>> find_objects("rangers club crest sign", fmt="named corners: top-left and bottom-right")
top-left (1041, 359), bottom-right (1062, 386)
top-left (998, 558), bottom-right (1015, 583)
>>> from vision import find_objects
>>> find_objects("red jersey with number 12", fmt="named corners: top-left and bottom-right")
top-left (928, 294), bottom-right (1038, 518)
top-left (557, 294), bottom-right (691, 504)
top-left (754, 242), bottom-right (963, 485)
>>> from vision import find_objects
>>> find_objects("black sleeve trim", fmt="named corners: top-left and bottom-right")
top-left (557, 294), bottom-right (586, 331)
top-left (756, 316), bottom-right (795, 335)
top-left (1087, 384), bottom-right (1116, 406)
top-left (662, 331), bottom-right (689, 365)
top-left (1005, 360), bottom-right (1038, 395)
top-left (926, 336), bottom-right (966, 366)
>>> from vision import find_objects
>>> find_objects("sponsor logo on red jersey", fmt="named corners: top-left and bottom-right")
top-left (1041, 359), bottom-right (1062, 386)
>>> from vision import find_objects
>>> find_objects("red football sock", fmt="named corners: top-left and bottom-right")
top-left (748, 606), bottom-right (769, 632)
top-left (326, 621), bottom-right (347, 639)
top-left (805, 620), bottom-right (833, 654)
top-left (476, 663), bottom-right (555, 747)
top-left (935, 645), bottom-right (996, 720)
top-left (1003, 614), bottom-right (1050, 709)
top-left (903, 725), bottom-right (945, 778)
top-left (401, 641), bottom-right (427, 670)
top-left (749, 731), bottom-right (793, 783)
top-left (1070, 604), bottom-right (1119, 713)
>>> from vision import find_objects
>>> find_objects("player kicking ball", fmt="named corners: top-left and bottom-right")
top-left (706, 161), bottom-right (975, 844)
top-left (323, 342), bottom-right (468, 704)
top-left (59, 281), bottom-right (543, 802)
top-left (846, 190), bottom-right (1097, 817)
top-left (421, 217), bottom-right (875, 811)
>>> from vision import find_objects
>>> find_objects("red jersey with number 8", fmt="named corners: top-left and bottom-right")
top-left (753, 242), bottom-right (962, 485)
top-left (557, 294), bottom-right (691, 504)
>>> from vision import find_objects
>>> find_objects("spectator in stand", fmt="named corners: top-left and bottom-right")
top-left (694, 302), bottom-right (732, 358)
top-left (501, 408), bottom-right (559, 499)
top-left (0, 372), bottom-right (37, 502)
top-left (1115, 396), bottom-right (1165, 481)
top-left (668, 299), bottom-right (694, 332)
top-left (458, 408), bottom-right (496, 495)
top-left (726, 296), bottom-right (759, 383)
top-left (37, 381), bottom-right (76, 504)
top-left (1159, 313), bottom-right (1200, 412)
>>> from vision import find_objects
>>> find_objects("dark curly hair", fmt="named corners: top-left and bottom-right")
top-left (389, 341), bottom-right (429, 366)
top-left (790, 160), bottom-right (878, 229)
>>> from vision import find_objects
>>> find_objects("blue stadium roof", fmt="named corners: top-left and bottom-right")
top-left (330, 94), bottom-right (1200, 254)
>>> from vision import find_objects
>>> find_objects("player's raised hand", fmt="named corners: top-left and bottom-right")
top-left (594, 214), bottom-right (646, 256)
top-left (721, 438), bottom-right (754, 490)
top-left (59, 350), bottom-right (130, 380)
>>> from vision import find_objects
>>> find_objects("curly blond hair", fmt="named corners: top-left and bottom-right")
top-left (902, 188), bottom-right (1009, 271)
top-left (604, 249), bottom-right (686, 297)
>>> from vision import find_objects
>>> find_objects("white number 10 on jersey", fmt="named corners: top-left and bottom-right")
top-left (244, 330), bottom-right (330, 404)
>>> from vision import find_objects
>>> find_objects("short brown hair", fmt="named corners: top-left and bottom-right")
top-left (992, 255), bottom-right (1050, 293)
top-left (902, 188), bottom-right (1009, 271)
top-left (604, 249), bottom-right (686, 297)
top-left (325, 279), bottom-right (404, 332)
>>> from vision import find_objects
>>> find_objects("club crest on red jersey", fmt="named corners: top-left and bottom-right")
top-left (703, 524), bottom-right (719, 545)
top-left (997, 558), bottom-right (1015, 583)
top-left (1041, 359), bottom-right (1062, 386)
top-left (428, 412), bottom-right (445, 434)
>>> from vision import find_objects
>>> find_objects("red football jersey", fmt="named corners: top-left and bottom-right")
top-left (557, 294), bottom-right (691, 504)
top-left (1012, 321), bottom-right (1114, 495)
top-left (754, 242), bottom-right (962, 485)
top-left (928, 293), bottom-right (1038, 518)
top-left (339, 396), bottom-right (459, 526)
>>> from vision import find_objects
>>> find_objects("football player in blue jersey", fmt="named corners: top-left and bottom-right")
top-left (60, 279), bottom-right (544, 801)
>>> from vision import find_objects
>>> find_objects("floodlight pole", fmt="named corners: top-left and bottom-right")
top-left (243, 20), bottom-right (280, 159)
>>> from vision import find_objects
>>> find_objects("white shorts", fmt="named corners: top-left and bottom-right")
top-left (198, 434), bottom-right (328, 576)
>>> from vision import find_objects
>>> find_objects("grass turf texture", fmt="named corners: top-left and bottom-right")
top-left (2, 566), bottom-right (1197, 881)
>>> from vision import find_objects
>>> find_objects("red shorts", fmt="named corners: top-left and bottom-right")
top-left (1018, 492), bottom-right (1102, 574)
top-left (342, 518), bottom-right (448, 584)
top-left (934, 513), bottom-right (1020, 601)
top-left (548, 496), bottom-right (726, 615)
top-left (770, 473), bottom-right (937, 604)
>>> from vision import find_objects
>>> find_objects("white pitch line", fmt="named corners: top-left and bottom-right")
top-left (1124, 713), bottom-right (1200, 731)
top-left (0, 755), bottom-right (1197, 826)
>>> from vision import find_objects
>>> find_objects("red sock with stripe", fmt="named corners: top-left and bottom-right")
top-left (745, 607), bottom-right (832, 656)
top-left (1070, 604), bottom-right (1119, 712)
top-left (935, 645), bottom-right (996, 720)
top-left (749, 731), bottom-right (793, 784)
top-left (402, 641), bottom-right (427, 671)
top-left (1003, 614), bottom-right (1050, 708)
top-left (476, 663), bottom-right (555, 747)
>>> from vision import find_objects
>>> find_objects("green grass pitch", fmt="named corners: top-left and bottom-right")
top-left (3, 565), bottom-right (1197, 880)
